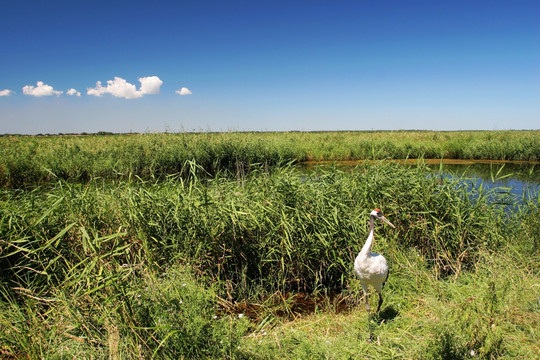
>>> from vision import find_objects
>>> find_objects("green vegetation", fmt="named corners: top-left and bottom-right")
top-left (1, 156), bottom-right (538, 358)
top-left (1, 130), bottom-right (539, 187)
top-left (1, 132), bottom-right (538, 358)
top-left (242, 250), bottom-right (539, 359)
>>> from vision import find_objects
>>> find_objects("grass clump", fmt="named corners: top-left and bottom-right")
top-left (0, 263), bottom-right (249, 359)
top-left (129, 264), bottom-right (250, 359)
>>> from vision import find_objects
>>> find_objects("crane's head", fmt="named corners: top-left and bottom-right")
top-left (370, 209), bottom-right (396, 228)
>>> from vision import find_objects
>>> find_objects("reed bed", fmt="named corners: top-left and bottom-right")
top-left (1, 130), bottom-right (539, 187)
top-left (1, 161), bottom-right (539, 358)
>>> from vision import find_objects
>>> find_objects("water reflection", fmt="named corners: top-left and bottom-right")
top-left (426, 162), bottom-right (539, 201)
top-left (301, 159), bottom-right (540, 201)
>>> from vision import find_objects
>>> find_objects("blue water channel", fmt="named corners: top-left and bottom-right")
top-left (302, 160), bottom-right (539, 204)
top-left (427, 162), bottom-right (539, 205)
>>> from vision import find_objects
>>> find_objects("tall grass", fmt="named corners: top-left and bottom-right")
top-left (1, 162), bottom-right (538, 358)
top-left (1, 130), bottom-right (539, 187)
top-left (1, 163), bottom-right (522, 294)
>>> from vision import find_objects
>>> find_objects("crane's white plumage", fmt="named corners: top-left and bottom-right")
top-left (354, 209), bottom-right (395, 315)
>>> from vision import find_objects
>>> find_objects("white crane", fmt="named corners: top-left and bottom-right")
top-left (354, 209), bottom-right (395, 317)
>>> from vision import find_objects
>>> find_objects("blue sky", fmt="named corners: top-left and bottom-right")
top-left (1, 0), bottom-right (539, 134)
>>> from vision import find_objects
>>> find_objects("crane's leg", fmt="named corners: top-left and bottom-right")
top-left (361, 284), bottom-right (374, 342)
top-left (376, 292), bottom-right (383, 313)
top-left (361, 284), bottom-right (370, 317)
top-left (374, 283), bottom-right (384, 313)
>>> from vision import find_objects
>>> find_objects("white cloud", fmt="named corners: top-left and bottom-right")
top-left (67, 88), bottom-right (81, 97)
top-left (87, 77), bottom-right (140, 99)
top-left (87, 76), bottom-right (163, 99)
top-left (86, 81), bottom-right (108, 97)
top-left (22, 81), bottom-right (63, 97)
top-left (0, 89), bottom-right (14, 96)
top-left (175, 87), bottom-right (192, 96)
top-left (139, 76), bottom-right (163, 95)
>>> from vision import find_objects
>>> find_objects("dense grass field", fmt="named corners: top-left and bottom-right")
top-left (1, 130), bottom-right (539, 187)
top-left (1, 132), bottom-right (539, 359)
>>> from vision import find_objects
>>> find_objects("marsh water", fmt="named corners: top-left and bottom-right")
top-left (302, 159), bottom-right (540, 201)
top-left (437, 161), bottom-right (538, 198)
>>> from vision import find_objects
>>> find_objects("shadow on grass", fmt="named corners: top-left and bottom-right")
top-left (374, 306), bottom-right (399, 323)
top-left (364, 306), bottom-right (401, 342)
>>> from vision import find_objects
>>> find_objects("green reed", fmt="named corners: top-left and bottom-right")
top-left (1, 162), bottom-right (534, 295)
top-left (1, 130), bottom-right (539, 187)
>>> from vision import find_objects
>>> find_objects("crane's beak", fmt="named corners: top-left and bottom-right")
top-left (380, 216), bottom-right (396, 229)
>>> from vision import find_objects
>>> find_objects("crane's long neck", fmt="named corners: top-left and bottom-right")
top-left (360, 215), bottom-right (375, 255)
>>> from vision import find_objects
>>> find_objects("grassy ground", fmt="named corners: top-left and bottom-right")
top-left (241, 249), bottom-right (539, 359)
top-left (1, 157), bottom-right (539, 358)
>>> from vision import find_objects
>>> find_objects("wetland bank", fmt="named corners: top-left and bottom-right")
top-left (1, 131), bottom-right (539, 359)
